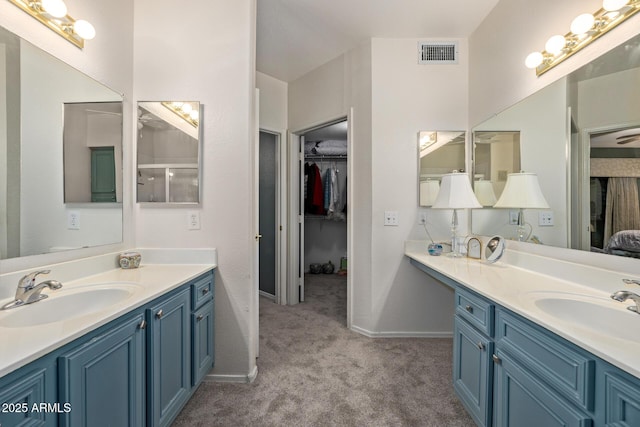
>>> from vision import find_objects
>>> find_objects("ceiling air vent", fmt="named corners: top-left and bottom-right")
top-left (418, 41), bottom-right (458, 64)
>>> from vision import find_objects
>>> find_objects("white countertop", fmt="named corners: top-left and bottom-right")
top-left (405, 241), bottom-right (640, 378)
top-left (0, 249), bottom-right (217, 378)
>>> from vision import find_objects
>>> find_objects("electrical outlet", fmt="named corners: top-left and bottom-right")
top-left (509, 210), bottom-right (519, 225)
top-left (539, 211), bottom-right (554, 226)
top-left (67, 211), bottom-right (80, 230)
top-left (187, 211), bottom-right (201, 230)
top-left (384, 211), bottom-right (399, 226)
top-left (418, 212), bottom-right (427, 225)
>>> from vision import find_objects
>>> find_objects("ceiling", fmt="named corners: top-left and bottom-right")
top-left (256, 0), bottom-right (500, 82)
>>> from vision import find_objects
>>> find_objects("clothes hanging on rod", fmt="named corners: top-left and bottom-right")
top-left (305, 162), bottom-right (324, 215)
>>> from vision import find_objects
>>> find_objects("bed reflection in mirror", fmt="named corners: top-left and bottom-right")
top-left (418, 131), bottom-right (465, 207)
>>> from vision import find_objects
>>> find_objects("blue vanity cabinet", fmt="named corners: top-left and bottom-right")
top-left (147, 287), bottom-right (192, 427)
top-left (453, 287), bottom-right (495, 427)
top-left (597, 362), bottom-right (640, 426)
top-left (0, 360), bottom-right (57, 427)
top-left (192, 300), bottom-right (214, 386)
top-left (58, 314), bottom-right (146, 427)
top-left (492, 308), bottom-right (594, 427)
top-left (191, 271), bottom-right (214, 386)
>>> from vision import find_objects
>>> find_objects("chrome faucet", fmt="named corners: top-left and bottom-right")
top-left (611, 290), bottom-right (640, 314)
top-left (1, 270), bottom-right (63, 310)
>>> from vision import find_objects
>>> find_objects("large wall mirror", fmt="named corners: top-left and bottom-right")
top-left (472, 31), bottom-right (640, 260)
top-left (0, 25), bottom-right (123, 260)
top-left (418, 131), bottom-right (465, 206)
top-left (136, 101), bottom-right (201, 204)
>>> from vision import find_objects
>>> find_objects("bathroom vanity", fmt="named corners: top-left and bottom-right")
top-left (406, 241), bottom-right (640, 427)
top-left (0, 250), bottom-right (216, 427)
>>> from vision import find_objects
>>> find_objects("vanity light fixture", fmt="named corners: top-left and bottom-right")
top-left (432, 172), bottom-right (482, 257)
top-left (525, 0), bottom-right (639, 76)
top-left (9, 0), bottom-right (95, 48)
top-left (161, 102), bottom-right (199, 128)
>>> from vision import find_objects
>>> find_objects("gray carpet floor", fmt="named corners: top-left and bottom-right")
top-left (173, 274), bottom-right (474, 426)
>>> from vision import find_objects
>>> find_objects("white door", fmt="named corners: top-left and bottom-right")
top-left (288, 132), bottom-right (304, 304)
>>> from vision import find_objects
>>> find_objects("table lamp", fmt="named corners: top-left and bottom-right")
top-left (432, 172), bottom-right (482, 257)
top-left (493, 172), bottom-right (549, 241)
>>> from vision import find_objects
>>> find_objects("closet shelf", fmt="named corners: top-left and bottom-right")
top-left (304, 154), bottom-right (347, 160)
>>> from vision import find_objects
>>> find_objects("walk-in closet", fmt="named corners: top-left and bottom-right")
top-left (301, 120), bottom-right (348, 312)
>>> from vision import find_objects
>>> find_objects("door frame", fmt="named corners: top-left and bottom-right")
top-left (258, 128), bottom-right (287, 305)
top-left (287, 111), bottom-right (353, 329)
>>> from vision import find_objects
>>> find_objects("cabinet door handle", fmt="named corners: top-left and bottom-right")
top-left (139, 320), bottom-right (147, 330)
top-left (156, 309), bottom-right (164, 319)
top-left (196, 314), bottom-right (204, 321)
top-left (202, 288), bottom-right (209, 295)
top-left (477, 342), bottom-right (484, 351)
top-left (465, 305), bottom-right (473, 313)
top-left (492, 354), bottom-right (502, 365)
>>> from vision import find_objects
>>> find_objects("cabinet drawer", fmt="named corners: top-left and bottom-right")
top-left (191, 272), bottom-right (214, 310)
top-left (496, 309), bottom-right (595, 411)
top-left (455, 287), bottom-right (494, 337)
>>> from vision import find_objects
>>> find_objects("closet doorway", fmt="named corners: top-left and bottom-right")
top-left (258, 130), bottom-right (286, 304)
top-left (288, 117), bottom-right (350, 325)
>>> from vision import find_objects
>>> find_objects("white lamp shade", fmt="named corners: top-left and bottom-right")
top-left (420, 180), bottom-right (440, 206)
top-left (493, 172), bottom-right (550, 209)
top-left (474, 180), bottom-right (497, 206)
top-left (432, 173), bottom-right (482, 209)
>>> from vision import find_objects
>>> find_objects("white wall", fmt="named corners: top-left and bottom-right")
top-left (369, 38), bottom-right (469, 335)
top-left (0, 0), bottom-right (134, 273)
top-left (256, 71), bottom-right (287, 132)
top-left (133, 0), bottom-right (257, 379)
top-left (577, 67), bottom-right (640, 129)
top-left (469, 0), bottom-right (640, 128)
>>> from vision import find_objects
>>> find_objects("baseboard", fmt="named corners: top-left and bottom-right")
top-left (259, 290), bottom-right (275, 300)
top-left (204, 365), bottom-right (259, 383)
top-left (350, 324), bottom-right (452, 339)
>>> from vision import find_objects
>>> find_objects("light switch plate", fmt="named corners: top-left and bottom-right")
top-left (539, 211), bottom-right (554, 226)
top-left (384, 211), bottom-right (399, 226)
top-left (187, 211), bottom-right (201, 230)
top-left (67, 211), bottom-right (80, 230)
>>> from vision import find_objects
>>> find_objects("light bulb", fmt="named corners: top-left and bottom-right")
top-left (41, 0), bottom-right (67, 18)
top-left (525, 52), bottom-right (544, 69)
top-left (74, 20), bottom-right (95, 40)
top-left (181, 103), bottom-right (193, 114)
top-left (545, 35), bottom-right (566, 55)
top-left (602, 0), bottom-right (629, 11)
top-left (189, 110), bottom-right (199, 121)
top-left (571, 13), bottom-right (595, 35)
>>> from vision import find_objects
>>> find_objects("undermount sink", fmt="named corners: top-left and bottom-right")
top-left (529, 292), bottom-right (637, 337)
top-left (0, 284), bottom-right (140, 328)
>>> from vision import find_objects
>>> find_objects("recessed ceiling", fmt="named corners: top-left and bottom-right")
top-left (256, 0), bottom-right (500, 82)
